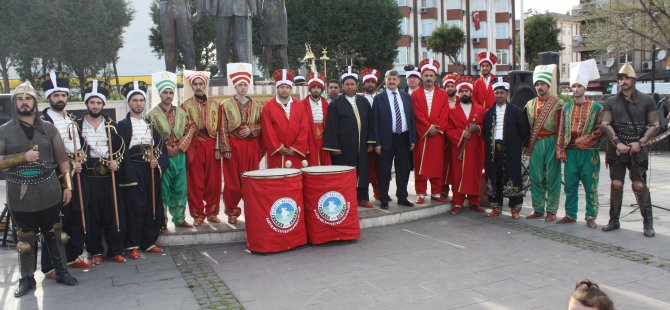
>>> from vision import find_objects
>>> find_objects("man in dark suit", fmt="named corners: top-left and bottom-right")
top-left (372, 70), bottom-right (417, 209)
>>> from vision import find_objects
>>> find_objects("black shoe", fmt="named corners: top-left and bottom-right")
top-left (14, 277), bottom-right (36, 297)
top-left (601, 221), bottom-right (620, 232)
top-left (380, 202), bottom-right (389, 210)
top-left (644, 227), bottom-right (656, 238)
top-left (398, 200), bottom-right (414, 207)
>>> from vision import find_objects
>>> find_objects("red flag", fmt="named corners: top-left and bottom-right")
top-left (473, 11), bottom-right (481, 31)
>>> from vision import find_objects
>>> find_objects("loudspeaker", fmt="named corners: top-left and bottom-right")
top-left (538, 51), bottom-right (560, 87)
top-left (509, 71), bottom-right (536, 110)
top-left (0, 94), bottom-right (12, 126)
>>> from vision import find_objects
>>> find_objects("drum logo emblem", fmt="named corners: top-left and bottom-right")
top-left (268, 197), bottom-right (300, 233)
top-left (316, 191), bottom-right (349, 225)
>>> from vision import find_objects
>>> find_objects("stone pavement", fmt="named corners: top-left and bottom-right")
top-left (0, 151), bottom-right (669, 309)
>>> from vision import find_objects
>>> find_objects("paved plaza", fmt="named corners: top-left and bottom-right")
top-left (1, 151), bottom-right (670, 309)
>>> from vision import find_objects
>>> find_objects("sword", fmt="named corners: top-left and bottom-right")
top-left (70, 122), bottom-right (86, 234)
top-left (458, 114), bottom-right (477, 160)
top-left (106, 121), bottom-right (120, 233)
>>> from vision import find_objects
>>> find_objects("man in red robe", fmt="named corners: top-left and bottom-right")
top-left (440, 73), bottom-right (459, 201)
top-left (412, 59), bottom-right (450, 204)
top-left (301, 71), bottom-right (331, 166)
top-left (261, 69), bottom-right (309, 168)
top-left (472, 51), bottom-right (498, 110)
top-left (446, 76), bottom-right (486, 215)
top-left (361, 68), bottom-right (382, 199)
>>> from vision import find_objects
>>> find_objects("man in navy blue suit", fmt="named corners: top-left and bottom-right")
top-left (372, 70), bottom-right (417, 209)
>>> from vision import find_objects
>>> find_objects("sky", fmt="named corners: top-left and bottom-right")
top-left (518, 0), bottom-right (581, 16)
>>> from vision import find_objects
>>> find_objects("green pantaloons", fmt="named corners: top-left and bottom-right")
top-left (529, 136), bottom-right (561, 214)
top-left (563, 149), bottom-right (599, 220)
top-left (162, 153), bottom-right (187, 225)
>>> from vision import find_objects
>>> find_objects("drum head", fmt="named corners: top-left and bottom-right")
top-left (302, 165), bottom-right (355, 174)
top-left (243, 168), bottom-right (301, 178)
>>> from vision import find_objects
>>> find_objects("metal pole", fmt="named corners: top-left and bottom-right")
top-left (520, 0), bottom-right (526, 70)
top-left (652, 44), bottom-right (656, 95)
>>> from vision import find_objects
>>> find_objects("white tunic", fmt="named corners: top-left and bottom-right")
top-left (129, 117), bottom-right (152, 148)
top-left (46, 109), bottom-right (82, 154)
top-left (82, 119), bottom-right (109, 159)
top-left (424, 89), bottom-right (434, 114)
top-left (495, 104), bottom-right (507, 140)
top-left (309, 98), bottom-right (324, 123)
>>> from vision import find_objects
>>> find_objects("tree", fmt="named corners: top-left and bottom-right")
top-left (251, 0), bottom-right (401, 76)
top-left (524, 13), bottom-right (563, 68)
top-left (581, 0), bottom-right (670, 53)
top-left (148, 0), bottom-right (217, 72)
top-left (426, 25), bottom-right (466, 66)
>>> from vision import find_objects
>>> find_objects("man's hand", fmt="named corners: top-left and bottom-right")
top-left (467, 124), bottom-right (479, 133)
top-left (167, 146), bottom-right (178, 157)
top-left (74, 160), bottom-right (82, 174)
top-left (427, 126), bottom-right (438, 137)
top-left (108, 160), bottom-right (119, 171)
top-left (462, 130), bottom-right (472, 140)
top-left (215, 150), bottom-right (222, 160)
top-left (239, 126), bottom-right (251, 138)
top-left (630, 142), bottom-right (642, 154)
top-left (150, 159), bottom-right (158, 169)
top-left (286, 148), bottom-right (296, 156)
top-left (62, 189), bottom-right (72, 205)
top-left (223, 152), bottom-right (232, 160)
top-left (367, 145), bottom-right (373, 153)
top-left (410, 143), bottom-right (415, 151)
top-left (375, 146), bottom-right (382, 155)
top-left (616, 142), bottom-right (630, 155)
top-left (25, 149), bottom-right (39, 162)
top-left (330, 150), bottom-right (342, 156)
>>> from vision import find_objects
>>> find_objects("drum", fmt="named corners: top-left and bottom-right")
top-left (302, 165), bottom-right (360, 245)
top-left (242, 168), bottom-right (307, 253)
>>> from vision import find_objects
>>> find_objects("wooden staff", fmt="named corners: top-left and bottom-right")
top-left (71, 123), bottom-right (86, 234)
top-left (458, 114), bottom-right (477, 160)
top-left (149, 122), bottom-right (156, 220)
top-left (106, 122), bottom-right (120, 232)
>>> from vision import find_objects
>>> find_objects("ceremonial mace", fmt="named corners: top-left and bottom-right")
top-left (458, 115), bottom-right (478, 160)
top-left (70, 122), bottom-right (86, 234)
top-left (106, 121), bottom-right (120, 232)
top-left (149, 122), bottom-right (156, 220)
top-left (320, 48), bottom-right (330, 79)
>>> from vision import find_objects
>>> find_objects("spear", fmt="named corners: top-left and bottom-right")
top-left (106, 121), bottom-right (120, 232)
top-left (71, 122), bottom-right (86, 234)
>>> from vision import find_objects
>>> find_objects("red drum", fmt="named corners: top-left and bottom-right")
top-left (302, 165), bottom-right (360, 244)
top-left (242, 168), bottom-right (307, 253)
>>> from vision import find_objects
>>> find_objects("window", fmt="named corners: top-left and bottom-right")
top-left (619, 51), bottom-right (632, 64)
top-left (396, 0), bottom-right (407, 5)
top-left (473, 21), bottom-right (487, 38)
top-left (496, 50), bottom-right (509, 65)
top-left (422, 48), bottom-right (436, 60)
top-left (400, 18), bottom-right (408, 35)
top-left (496, 23), bottom-right (509, 39)
top-left (447, 0), bottom-right (461, 9)
top-left (422, 20), bottom-right (436, 37)
top-left (494, 0), bottom-right (508, 12)
top-left (422, 0), bottom-right (435, 8)
top-left (396, 47), bottom-right (408, 65)
top-left (471, 0), bottom-right (486, 11)
top-left (473, 48), bottom-right (486, 66)
top-left (447, 20), bottom-right (462, 29)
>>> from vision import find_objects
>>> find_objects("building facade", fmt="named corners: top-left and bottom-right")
top-left (394, 0), bottom-right (516, 76)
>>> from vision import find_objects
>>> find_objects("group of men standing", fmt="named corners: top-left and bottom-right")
top-left (1, 50), bottom-right (661, 298)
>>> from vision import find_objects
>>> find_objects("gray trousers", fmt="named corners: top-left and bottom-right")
top-left (160, 1), bottom-right (196, 72)
top-left (215, 15), bottom-right (250, 75)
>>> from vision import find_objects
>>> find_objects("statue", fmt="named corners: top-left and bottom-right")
top-left (194, 0), bottom-right (256, 78)
top-left (257, 0), bottom-right (289, 79)
top-left (159, 0), bottom-right (196, 73)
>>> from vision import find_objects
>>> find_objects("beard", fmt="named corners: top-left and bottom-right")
top-left (50, 100), bottom-right (66, 111)
top-left (17, 108), bottom-right (34, 116)
top-left (461, 96), bottom-right (472, 104)
top-left (447, 89), bottom-right (456, 97)
top-left (88, 110), bottom-right (102, 118)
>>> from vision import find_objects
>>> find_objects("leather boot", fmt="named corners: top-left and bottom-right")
top-left (14, 277), bottom-right (37, 297)
top-left (638, 191), bottom-right (655, 237)
top-left (43, 231), bottom-right (78, 286)
top-left (602, 185), bottom-right (622, 232)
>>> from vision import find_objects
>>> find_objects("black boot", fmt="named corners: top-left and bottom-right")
top-left (44, 231), bottom-right (78, 286)
top-left (14, 276), bottom-right (37, 297)
top-left (640, 199), bottom-right (655, 238)
top-left (602, 189), bottom-right (622, 232)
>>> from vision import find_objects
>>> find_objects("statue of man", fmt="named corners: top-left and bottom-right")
top-left (194, 0), bottom-right (256, 78)
top-left (159, 0), bottom-right (196, 73)
top-left (257, 0), bottom-right (289, 79)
